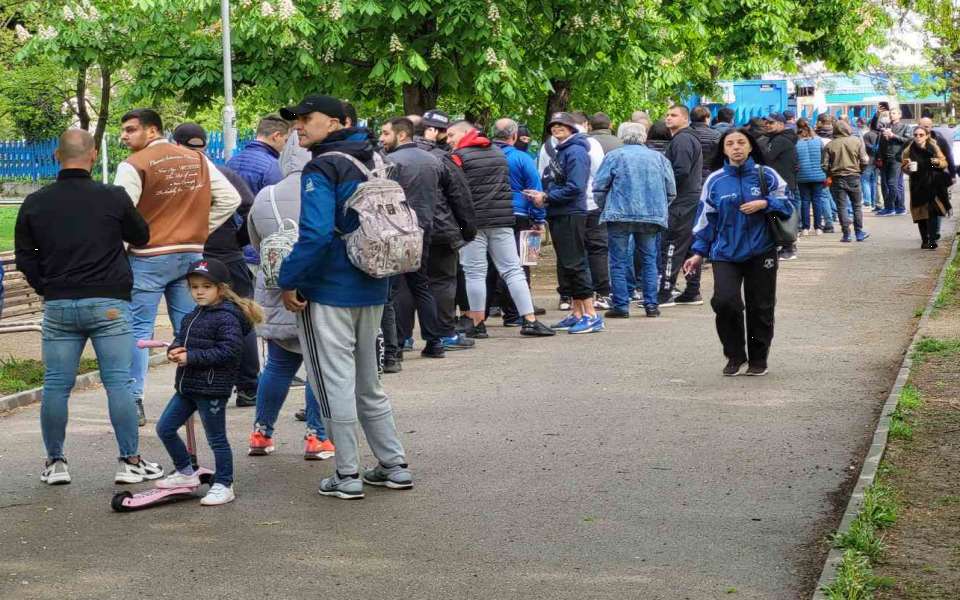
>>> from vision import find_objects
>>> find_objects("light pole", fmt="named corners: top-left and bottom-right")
top-left (221, 0), bottom-right (237, 162)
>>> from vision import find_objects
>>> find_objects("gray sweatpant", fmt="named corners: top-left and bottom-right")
top-left (459, 226), bottom-right (535, 316)
top-left (297, 303), bottom-right (406, 476)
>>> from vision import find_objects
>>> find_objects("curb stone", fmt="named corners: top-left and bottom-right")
top-left (0, 351), bottom-right (170, 414)
top-left (812, 229), bottom-right (960, 598)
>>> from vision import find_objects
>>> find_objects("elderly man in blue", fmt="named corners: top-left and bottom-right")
top-left (592, 122), bottom-right (676, 319)
top-left (276, 94), bottom-right (411, 501)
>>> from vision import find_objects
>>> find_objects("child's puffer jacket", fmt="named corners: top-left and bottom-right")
top-left (170, 300), bottom-right (251, 397)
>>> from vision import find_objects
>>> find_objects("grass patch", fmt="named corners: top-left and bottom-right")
top-left (0, 205), bottom-right (18, 252)
top-left (931, 250), bottom-right (960, 316)
top-left (911, 336), bottom-right (960, 364)
top-left (0, 356), bottom-right (98, 396)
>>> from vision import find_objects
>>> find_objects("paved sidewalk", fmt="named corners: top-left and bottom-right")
top-left (0, 212), bottom-right (952, 600)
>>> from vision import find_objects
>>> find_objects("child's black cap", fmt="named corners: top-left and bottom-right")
top-left (186, 258), bottom-right (232, 286)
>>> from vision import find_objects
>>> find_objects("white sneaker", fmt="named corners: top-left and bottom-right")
top-left (201, 483), bottom-right (235, 506)
top-left (114, 458), bottom-right (165, 484)
top-left (156, 470), bottom-right (201, 489)
top-left (40, 459), bottom-right (71, 485)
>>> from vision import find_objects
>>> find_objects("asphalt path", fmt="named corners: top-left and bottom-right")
top-left (0, 211), bottom-right (952, 600)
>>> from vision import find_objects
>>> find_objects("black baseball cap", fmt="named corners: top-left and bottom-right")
top-left (280, 94), bottom-right (347, 122)
top-left (186, 258), bottom-right (232, 286)
top-left (547, 112), bottom-right (579, 130)
top-left (422, 110), bottom-right (451, 129)
top-left (172, 123), bottom-right (207, 149)
top-left (764, 112), bottom-right (786, 124)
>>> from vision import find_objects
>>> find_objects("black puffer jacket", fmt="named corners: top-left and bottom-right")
top-left (451, 129), bottom-right (515, 229)
top-left (414, 136), bottom-right (478, 248)
top-left (764, 128), bottom-right (799, 188)
top-left (170, 300), bottom-right (252, 398)
top-left (665, 127), bottom-right (704, 208)
top-left (690, 122), bottom-right (721, 184)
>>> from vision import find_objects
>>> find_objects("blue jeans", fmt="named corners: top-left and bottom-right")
top-left (821, 186), bottom-right (838, 223)
top-left (254, 341), bottom-right (326, 440)
top-left (41, 298), bottom-right (139, 460)
top-left (798, 182), bottom-right (827, 231)
top-left (609, 223), bottom-right (659, 309)
top-left (880, 162), bottom-right (905, 212)
top-left (128, 252), bottom-right (201, 400)
top-left (157, 393), bottom-right (234, 487)
top-left (861, 165), bottom-right (877, 206)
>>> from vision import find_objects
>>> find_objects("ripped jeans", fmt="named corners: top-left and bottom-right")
top-left (157, 393), bottom-right (234, 487)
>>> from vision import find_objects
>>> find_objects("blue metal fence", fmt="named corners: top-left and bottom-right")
top-left (0, 131), bottom-right (255, 182)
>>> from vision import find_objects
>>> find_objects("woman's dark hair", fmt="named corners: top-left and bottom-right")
top-left (796, 117), bottom-right (814, 139)
top-left (747, 116), bottom-right (766, 131)
top-left (647, 120), bottom-right (672, 141)
top-left (710, 128), bottom-right (767, 171)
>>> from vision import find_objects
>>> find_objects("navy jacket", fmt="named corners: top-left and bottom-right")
top-left (692, 158), bottom-right (793, 263)
top-left (277, 127), bottom-right (391, 307)
top-left (171, 300), bottom-right (252, 398)
top-left (227, 141), bottom-right (284, 264)
top-left (543, 133), bottom-right (591, 217)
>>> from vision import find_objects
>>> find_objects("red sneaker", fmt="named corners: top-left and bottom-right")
top-left (248, 431), bottom-right (275, 456)
top-left (304, 435), bottom-right (335, 461)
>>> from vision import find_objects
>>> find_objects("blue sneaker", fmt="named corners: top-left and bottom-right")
top-left (876, 209), bottom-right (893, 216)
top-left (551, 315), bottom-right (580, 330)
top-left (894, 209), bottom-right (907, 216)
top-left (403, 338), bottom-right (414, 350)
top-left (856, 231), bottom-right (870, 242)
top-left (569, 315), bottom-right (605, 334)
top-left (841, 234), bottom-right (852, 243)
top-left (441, 333), bottom-right (475, 350)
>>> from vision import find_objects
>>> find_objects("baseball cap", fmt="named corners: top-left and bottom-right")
top-left (172, 123), bottom-right (207, 149)
top-left (422, 110), bottom-right (451, 129)
top-left (547, 112), bottom-right (579, 130)
top-left (782, 109), bottom-right (795, 120)
top-left (186, 258), bottom-right (232, 286)
top-left (280, 94), bottom-right (347, 122)
top-left (764, 112), bottom-right (786, 124)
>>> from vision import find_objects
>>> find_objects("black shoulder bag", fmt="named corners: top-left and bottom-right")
top-left (759, 166), bottom-right (799, 246)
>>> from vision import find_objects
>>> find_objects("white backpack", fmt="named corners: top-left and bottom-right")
top-left (258, 186), bottom-right (299, 289)
top-left (328, 152), bottom-right (423, 278)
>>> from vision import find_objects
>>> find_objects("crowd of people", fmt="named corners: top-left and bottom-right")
top-left (10, 92), bottom-right (952, 503)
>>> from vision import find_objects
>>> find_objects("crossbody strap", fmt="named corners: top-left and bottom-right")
top-left (268, 186), bottom-right (283, 227)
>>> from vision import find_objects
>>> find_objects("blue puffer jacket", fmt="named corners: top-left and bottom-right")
top-left (277, 127), bottom-right (391, 307)
top-left (493, 141), bottom-right (546, 222)
top-left (692, 158), bottom-right (793, 263)
top-left (796, 137), bottom-right (827, 183)
top-left (170, 300), bottom-right (252, 398)
top-left (543, 133), bottom-right (591, 217)
top-left (592, 144), bottom-right (677, 230)
top-left (227, 141), bottom-right (285, 265)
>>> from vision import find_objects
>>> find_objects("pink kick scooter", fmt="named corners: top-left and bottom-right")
top-left (111, 340), bottom-right (215, 512)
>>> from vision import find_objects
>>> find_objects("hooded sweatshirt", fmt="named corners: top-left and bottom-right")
top-left (542, 132), bottom-right (591, 217)
top-left (822, 121), bottom-right (869, 178)
top-left (763, 127), bottom-right (799, 188)
top-left (665, 127), bottom-right (704, 208)
top-left (451, 129), bottom-right (515, 229)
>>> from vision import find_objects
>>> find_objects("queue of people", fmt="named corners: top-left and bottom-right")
top-left (13, 94), bottom-right (950, 504)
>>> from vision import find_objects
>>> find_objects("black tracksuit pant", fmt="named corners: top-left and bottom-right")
top-left (659, 201), bottom-right (701, 300)
top-left (427, 243), bottom-right (459, 338)
top-left (392, 242), bottom-right (442, 347)
top-left (585, 209), bottom-right (611, 297)
top-left (548, 214), bottom-right (593, 301)
top-left (710, 248), bottom-right (778, 366)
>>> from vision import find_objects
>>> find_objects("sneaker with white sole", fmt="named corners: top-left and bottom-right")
top-left (362, 463), bottom-right (413, 489)
top-left (114, 457), bottom-right (165, 484)
top-left (201, 483), bottom-right (235, 506)
top-left (40, 458), bottom-right (71, 485)
top-left (593, 295), bottom-right (611, 310)
top-left (156, 470), bottom-right (201, 489)
top-left (318, 473), bottom-right (364, 499)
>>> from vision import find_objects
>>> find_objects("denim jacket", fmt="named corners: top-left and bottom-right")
top-left (592, 144), bottom-right (677, 230)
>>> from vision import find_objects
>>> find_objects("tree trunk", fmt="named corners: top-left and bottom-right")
top-left (542, 79), bottom-right (571, 141)
top-left (76, 67), bottom-right (91, 131)
top-left (402, 81), bottom-right (439, 116)
top-left (92, 67), bottom-right (111, 153)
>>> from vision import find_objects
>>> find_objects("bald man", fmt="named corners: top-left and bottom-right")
top-left (15, 129), bottom-right (165, 486)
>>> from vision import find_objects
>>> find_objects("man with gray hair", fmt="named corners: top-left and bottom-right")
top-left (592, 122), bottom-right (676, 318)
top-left (631, 110), bottom-right (651, 129)
top-left (491, 117), bottom-right (546, 326)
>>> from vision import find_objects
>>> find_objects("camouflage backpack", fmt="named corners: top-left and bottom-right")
top-left (327, 152), bottom-right (423, 278)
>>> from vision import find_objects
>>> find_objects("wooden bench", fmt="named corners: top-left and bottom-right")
top-left (0, 251), bottom-right (42, 333)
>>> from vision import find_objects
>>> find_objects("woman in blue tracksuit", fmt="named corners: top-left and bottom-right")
top-left (683, 128), bottom-right (793, 377)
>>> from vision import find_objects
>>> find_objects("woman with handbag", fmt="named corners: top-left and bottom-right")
top-left (902, 126), bottom-right (951, 250)
top-left (682, 129), bottom-right (794, 377)
top-left (795, 118), bottom-right (832, 235)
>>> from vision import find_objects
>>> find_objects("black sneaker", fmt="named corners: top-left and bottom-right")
top-left (466, 322), bottom-right (489, 339)
top-left (520, 319), bottom-right (556, 337)
top-left (657, 295), bottom-right (676, 308)
top-left (135, 399), bottom-right (146, 427)
top-left (383, 360), bottom-right (402, 374)
top-left (644, 304), bottom-right (660, 318)
top-left (533, 306), bottom-right (547, 316)
top-left (236, 389), bottom-right (258, 407)
top-left (558, 296), bottom-right (572, 311)
top-left (294, 407), bottom-right (307, 421)
top-left (502, 316), bottom-right (523, 327)
top-left (455, 315), bottom-right (473, 333)
top-left (489, 306), bottom-right (503, 317)
top-left (674, 293), bottom-right (703, 306)
top-left (604, 308), bottom-right (630, 319)
top-left (745, 363), bottom-right (768, 376)
top-left (421, 342), bottom-right (446, 359)
top-left (723, 358), bottom-right (747, 376)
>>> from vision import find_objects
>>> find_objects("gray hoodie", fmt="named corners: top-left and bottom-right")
top-left (248, 132), bottom-right (311, 348)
